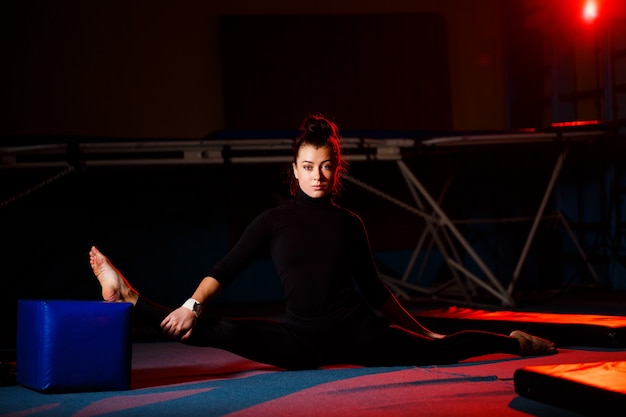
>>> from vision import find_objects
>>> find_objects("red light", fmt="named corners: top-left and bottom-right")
top-left (550, 120), bottom-right (601, 127)
top-left (582, 0), bottom-right (598, 23)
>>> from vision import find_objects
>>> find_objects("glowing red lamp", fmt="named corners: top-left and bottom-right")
top-left (582, 0), bottom-right (599, 24)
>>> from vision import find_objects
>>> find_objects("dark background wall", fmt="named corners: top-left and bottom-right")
top-left (218, 13), bottom-right (452, 131)
top-left (2, 0), bottom-right (510, 138)
top-left (4, 0), bottom-right (624, 135)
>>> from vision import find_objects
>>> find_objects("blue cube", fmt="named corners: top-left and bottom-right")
top-left (17, 300), bottom-right (133, 392)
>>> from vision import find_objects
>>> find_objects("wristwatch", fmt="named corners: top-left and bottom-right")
top-left (182, 298), bottom-right (202, 317)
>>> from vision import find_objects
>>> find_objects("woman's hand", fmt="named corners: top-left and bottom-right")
top-left (158, 276), bottom-right (220, 341)
top-left (160, 307), bottom-right (197, 340)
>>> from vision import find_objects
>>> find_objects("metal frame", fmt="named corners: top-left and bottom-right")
top-left (0, 137), bottom-right (413, 168)
top-left (344, 130), bottom-right (605, 306)
top-left (1, 130), bottom-right (606, 306)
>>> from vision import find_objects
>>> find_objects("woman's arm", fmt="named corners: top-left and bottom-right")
top-left (162, 210), bottom-right (273, 340)
top-left (348, 214), bottom-right (444, 339)
top-left (377, 293), bottom-right (445, 339)
top-left (190, 276), bottom-right (222, 305)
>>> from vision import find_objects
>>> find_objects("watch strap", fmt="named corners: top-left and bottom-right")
top-left (182, 298), bottom-right (202, 317)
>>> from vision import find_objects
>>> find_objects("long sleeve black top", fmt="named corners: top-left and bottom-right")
top-left (208, 188), bottom-right (391, 327)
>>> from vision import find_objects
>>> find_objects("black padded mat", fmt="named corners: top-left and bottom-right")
top-left (514, 361), bottom-right (626, 416)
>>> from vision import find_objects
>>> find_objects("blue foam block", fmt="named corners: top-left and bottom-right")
top-left (17, 300), bottom-right (133, 393)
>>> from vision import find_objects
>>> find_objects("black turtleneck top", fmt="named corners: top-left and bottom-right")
top-left (208, 188), bottom-right (391, 326)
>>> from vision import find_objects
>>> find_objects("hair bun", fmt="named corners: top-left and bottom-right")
top-left (304, 115), bottom-right (332, 136)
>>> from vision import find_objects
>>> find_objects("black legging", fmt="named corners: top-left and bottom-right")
top-left (135, 297), bottom-right (521, 370)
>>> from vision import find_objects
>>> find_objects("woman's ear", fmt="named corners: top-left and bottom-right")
top-left (292, 162), bottom-right (298, 180)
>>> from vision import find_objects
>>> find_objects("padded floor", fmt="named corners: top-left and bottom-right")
top-left (413, 306), bottom-right (626, 347)
top-left (514, 361), bottom-right (626, 416)
top-left (4, 342), bottom-right (626, 417)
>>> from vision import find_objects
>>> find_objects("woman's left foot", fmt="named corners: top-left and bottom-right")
top-left (510, 330), bottom-right (557, 356)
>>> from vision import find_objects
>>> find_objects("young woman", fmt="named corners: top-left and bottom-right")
top-left (90, 114), bottom-right (556, 369)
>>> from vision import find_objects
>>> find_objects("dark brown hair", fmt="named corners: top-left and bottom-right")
top-left (289, 114), bottom-right (348, 199)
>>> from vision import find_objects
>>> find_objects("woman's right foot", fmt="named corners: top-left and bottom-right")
top-left (89, 246), bottom-right (139, 304)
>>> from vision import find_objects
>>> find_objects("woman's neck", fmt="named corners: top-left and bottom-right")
top-left (295, 187), bottom-right (333, 207)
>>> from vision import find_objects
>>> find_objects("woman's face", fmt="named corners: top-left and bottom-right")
top-left (292, 144), bottom-right (336, 199)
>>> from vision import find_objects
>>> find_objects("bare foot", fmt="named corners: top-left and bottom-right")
top-left (510, 330), bottom-right (557, 356)
top-left (89, 246), bottom-right (138, 304)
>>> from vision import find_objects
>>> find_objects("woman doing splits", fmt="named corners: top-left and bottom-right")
top-left (89, 114), bottom-right (556, 370)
